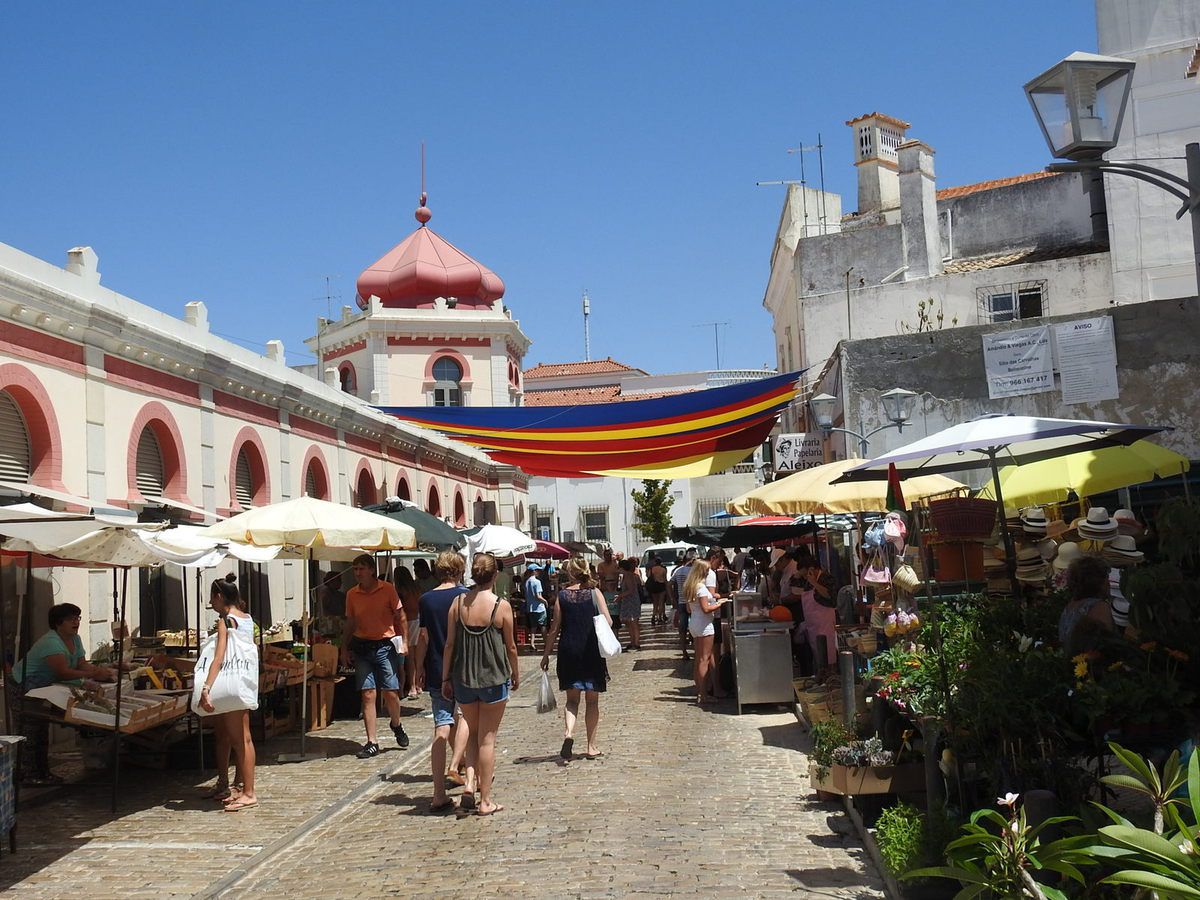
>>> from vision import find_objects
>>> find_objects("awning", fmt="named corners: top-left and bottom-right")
top-left (0, 480), bottom-right (137, 522)
top-left (142, 496), bottom-right (225, 522)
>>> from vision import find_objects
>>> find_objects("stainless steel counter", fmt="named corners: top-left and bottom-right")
top-left (731, 622), bottom-right (794, 714)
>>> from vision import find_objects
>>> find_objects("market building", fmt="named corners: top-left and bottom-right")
top-left (523, 359), bottom-right (777, 555)
top-left (0, 198), bottom-right (530, 647)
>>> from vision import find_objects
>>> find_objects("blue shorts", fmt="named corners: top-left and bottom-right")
top-left (527, 608), bottom-right (548, 627)
top-left (352, 639), bottom-right (403, 692)
top-left (567, 680), bottom-right (600, 692)
top-left (429, 690), bottom-right (456, 728)
top-left (453, 679), bottom-right (511, 705)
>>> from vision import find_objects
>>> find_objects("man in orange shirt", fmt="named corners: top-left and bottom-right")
top-left (340, 554), bottom-right (409, 759)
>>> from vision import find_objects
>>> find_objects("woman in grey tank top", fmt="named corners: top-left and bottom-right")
top-left (442, 552), bottom-right (519, 816)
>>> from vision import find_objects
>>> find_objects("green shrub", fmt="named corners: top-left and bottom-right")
top-left (875, 801), bottom-right (925, 878)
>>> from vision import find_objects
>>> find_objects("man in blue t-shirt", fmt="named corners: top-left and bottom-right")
top-left (414, 551), bottom-right (468, 813)
top-left (522, 563), bottom-right (548, 650)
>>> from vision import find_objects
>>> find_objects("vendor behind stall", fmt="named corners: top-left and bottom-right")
top-left (10, 603), bottom-right (117, 784)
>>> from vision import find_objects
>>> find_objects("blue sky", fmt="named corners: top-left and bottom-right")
top-left (2, 2), bottom-right (1097, 376)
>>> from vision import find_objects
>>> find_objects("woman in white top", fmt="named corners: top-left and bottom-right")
top-left (683, 560), bottom-right (726, 706)
top-left (198, 574), bottom-right (259, 812)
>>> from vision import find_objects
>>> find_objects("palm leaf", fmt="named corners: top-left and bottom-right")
top-left (1189, 751), bottom-right (1200, 816)
top-left (1103, 870), bottom-right (1200, 898)
top-left (902, 866), bottom-right (988, 885)
top-left (1109, 741), bottom-right (1157, 789)
top-left (1102, 773), bottom-right (1155, 795)
top-left (1099, 825), bottom-right (1200, 873)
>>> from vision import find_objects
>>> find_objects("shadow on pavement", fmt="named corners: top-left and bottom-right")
top-left (786, 866), bottom-right (882, 894)
top-left (759, 722), bottom-right (805, 750)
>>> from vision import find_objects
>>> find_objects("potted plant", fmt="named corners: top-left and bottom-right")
top-left (809, 719), bottom-right (854, 799)
top-left (874, 801), bottom-right (958, 899)
top-left (826, 737), bottom-right (925, 796)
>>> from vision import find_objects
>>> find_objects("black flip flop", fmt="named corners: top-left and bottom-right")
top-left (560, 737), bottom-right (574, 759)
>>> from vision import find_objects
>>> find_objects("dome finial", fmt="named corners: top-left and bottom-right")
top-left (415, 141), bottom-right (432, 225)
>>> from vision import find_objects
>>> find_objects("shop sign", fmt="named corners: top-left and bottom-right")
top-left (774, 433), bottom-right (824, 472)
top-left (982, 326), bottom-right (1053, 399)
top-left (1053, 316), bottom-right (1119, 405)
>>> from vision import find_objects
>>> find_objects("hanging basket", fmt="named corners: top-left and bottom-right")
top-left (929, 497), bottom-right (998, 540)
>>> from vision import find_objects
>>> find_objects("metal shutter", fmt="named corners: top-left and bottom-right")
top-left (135, 426), bottom-right (165, 498)
top-left (304, 462), bottom-right (318, 498)
top-left (0, 391), bottom-right (31, 482)
top-left (235, 450), bottom-right (254, 507)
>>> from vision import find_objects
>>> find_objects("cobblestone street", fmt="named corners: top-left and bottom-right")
top-left (7, 620), bottom-right (885, 898)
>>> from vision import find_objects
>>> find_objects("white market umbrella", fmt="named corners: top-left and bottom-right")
top-left (837, 414), bottom-right (1166, 589)
top-left (464, 523), bottom-right (537, 558)
top-left (200, 496), bottom-right (415, 760)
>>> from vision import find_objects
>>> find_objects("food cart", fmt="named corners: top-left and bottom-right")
top-left (728, 589), bottom-right (794, 713)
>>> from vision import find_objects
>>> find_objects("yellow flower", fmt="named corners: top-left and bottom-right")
top-left (1073, 658), bottom-right (1089, 679)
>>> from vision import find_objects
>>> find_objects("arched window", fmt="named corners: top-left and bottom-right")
top-left (356, 467), bottom-right (376, 506)
top-left (453, 491), bottom-right (466, 527)
top-left (397, 477), bottom-right (411, 502)
top-left (234, 448), bottom-right (255, 508)
top-left (339, 363), bottom-right (356, 395)
top-left (0, 390), bottom-right (31, 482)
top-left (432, 357), bottom-right (463, 407)
top-left (427, 483), bottom-right (441, 518)
top-left (304, 458), bottom-right (327, 499)
top-left (135, 425), bottom-right (165, 499)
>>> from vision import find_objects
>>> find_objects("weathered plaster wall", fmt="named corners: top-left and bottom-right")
top-left (940, 174), bottom-right (1095, 259)
top-left (834, 296), bottom-right (1200, 472)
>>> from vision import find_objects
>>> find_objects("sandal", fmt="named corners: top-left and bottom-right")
top-left (223, 798), bottom-right (258, 812)
top-left (559, 737), bottom-right (574, 760)
top-left (430, 797), bottom-right (455, 813)
top-left (457, 791), bottom-right (476, 812)
top-left (201, 783), bottom-right (231, 800)
top-left (476, 803), bottom-right (504, 816)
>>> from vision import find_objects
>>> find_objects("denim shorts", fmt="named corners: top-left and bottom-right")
top-left (527, 608), bottom-right (548, 628)
top-left (429, 689), bottom-right (456, 728)
top-left (453, 679), bottom-right (511, 705)
top-left (352, 639), bottom-right (403, 692)
top-left (567, 679), bottom-right (600, 692)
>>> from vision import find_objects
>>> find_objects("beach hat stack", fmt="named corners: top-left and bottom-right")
top-left (1104, 534), bottom-right (1145, 567)
top-left (983, 554), bottom-right (1010, 594)
top-left (1076, 507), bottom-right (1120, 543)
top-left (1020, 507), bottom-right (1049, 536)
top-left (1108, 569), bottom-right (1131, 629)
top-left (1015, 546), bottom-right (1051, 584)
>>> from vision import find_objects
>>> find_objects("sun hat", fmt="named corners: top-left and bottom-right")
top-left (1077, 507), bottom-right (1119, 540)
top-left (1104, 534), bottom-right (1144, 565)
top-left (1108, 569), bottom-right (1131, 627)
top-left (1036, 538), bottom-right (1058, 561)
top-left (1053, 541), bottom-right (1084, 572)
top-left (1113, 508), bottom-right (1143, 537)
top-left (1015, 546), bottom-right (1050, 582)
top-left (1020, 507), bottom-right (1049, 534)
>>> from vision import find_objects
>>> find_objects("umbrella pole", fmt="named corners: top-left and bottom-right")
top-left (278, 548), bottom-right (320, 762)
top-left (0, 540), bottom-right (8, 736)
top-left (1183, 461), bottom-right (1192, 503)
top-left (111, 567), bottom-right (128, 814)
top-left (988, 451), bottom-right (1020, 596)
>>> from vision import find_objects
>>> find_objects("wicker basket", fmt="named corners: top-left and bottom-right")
top-left (929, 497), bottom-right (998, 539)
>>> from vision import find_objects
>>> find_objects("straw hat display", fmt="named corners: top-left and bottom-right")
top-left (1016, 546), bottom-right (1051, 583)
top-left (1104, 534), bottom-right (1145, 566)
top-left (1075, 507), bottom-right (1120, 542)
top-left (1035, 537), bottom-right (1059, 561)
top-left (1053, 541), bottom-right (1085, 573)
top-left (1020, 507), bottom-right (1049, 535)
top-left (1109, 569), bottom-right (1131, 628)
top-left (1113, 508), bottom-right (1144, 538)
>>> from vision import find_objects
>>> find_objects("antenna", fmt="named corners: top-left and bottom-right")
top-left (582, 290), bottom-right (591, 361)
top-left (692, 321), bottom-right (730, 370)
top-left (313, 275), bottom-right (341, 367)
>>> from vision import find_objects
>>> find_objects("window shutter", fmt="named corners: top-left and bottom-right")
top-left (235, 450), bottom-right (254, 507)
top-left (305, 462), bottom-right (319, 498)
top-left (0, 391), bottom-right (31, 482)
top-left (135, 426), bottom-right (165, 498)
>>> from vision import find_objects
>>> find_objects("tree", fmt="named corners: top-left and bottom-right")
top-left (630, 479), bottom-right (674, 543)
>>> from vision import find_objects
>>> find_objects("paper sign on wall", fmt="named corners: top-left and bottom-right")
top-left (773, 433), bottom-right (825, 472)
top-left (1054, 316), bottom-right (1118, 405)
top-left (982, 326), bottom-right (1053, 399)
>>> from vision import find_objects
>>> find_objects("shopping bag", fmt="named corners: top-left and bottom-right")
top-left (593, 614), bottom-right (623, 659)
top-left (536, 670), bottom-right (557, 714)
top-left (191, 628), bottom-right (260, 717)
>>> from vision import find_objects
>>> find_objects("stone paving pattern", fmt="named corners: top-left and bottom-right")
top-left (6, 620), bottom-right (885, 898)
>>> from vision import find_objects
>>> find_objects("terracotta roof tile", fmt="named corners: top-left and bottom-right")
top-left (941, 241), bottom-right (1107, 275)
top-left (845, 111), bottom-right (911, 129)
top-left (523, 357), bottom-right (643, 379)
top-left (522, 385), bottom-right (689, 407)
top-left (937, 171), bottom-right (1061, 200)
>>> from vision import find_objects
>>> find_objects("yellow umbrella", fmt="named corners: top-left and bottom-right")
top-left (728, 457), bottom-right (965, 516)
top-left (977, 440), bottom-right (1190, 513)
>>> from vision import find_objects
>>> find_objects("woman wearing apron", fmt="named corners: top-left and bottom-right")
top-left (796, 557), bottom-right (837, 671)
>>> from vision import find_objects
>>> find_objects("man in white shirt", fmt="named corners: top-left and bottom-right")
top-left (670, 548), bottom-right (697, 660)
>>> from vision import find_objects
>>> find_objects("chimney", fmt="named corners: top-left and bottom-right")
top-left (898, 140), bottom-right (943, 278)
top-left (184, 301), bottom-right (209, 331)
top-left (846, 112), bottom-right (910, 215)
top-left (265, 339), bottom-right (284, 363)
top-left (324, 367), bottom-right (339, 388)
top-left (66, 246), bottom-right (101, 284)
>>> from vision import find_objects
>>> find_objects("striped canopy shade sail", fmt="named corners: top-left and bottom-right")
top-left (378, 371), bottom-right (801, 479)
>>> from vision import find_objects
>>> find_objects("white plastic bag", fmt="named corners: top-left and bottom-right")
top-left (536, 670), bottom-right (557, 714)
top-left (191, 627), bottom-right (259, 717)
top-left (593, 614), bottom-right (623, 659)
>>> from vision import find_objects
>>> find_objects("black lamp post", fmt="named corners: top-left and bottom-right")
top-left (1025, 51), bottom-right (1200, 292)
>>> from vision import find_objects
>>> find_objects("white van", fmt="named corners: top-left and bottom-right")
top-left (640, 542), bottom-right (704, 582)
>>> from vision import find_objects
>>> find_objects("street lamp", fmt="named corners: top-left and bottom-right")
top-left (809, 388), bottom-right (916, 457)
top-left (1025, 51), bottom-right (1200, 290)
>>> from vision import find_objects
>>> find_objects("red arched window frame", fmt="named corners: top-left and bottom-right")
top-left (0, 364), bottom-right (66, 491)
top-left (228, 426), bottom-right (271, 511)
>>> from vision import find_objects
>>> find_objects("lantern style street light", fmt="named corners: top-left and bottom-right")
top-left (809, 387), bottom-right (917, 457)
top-left (1025, 51), bottom-right (1200, 291)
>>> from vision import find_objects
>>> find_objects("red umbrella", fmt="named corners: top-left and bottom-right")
top-left (738, 515), bottom-right (799, 526)
top-left (528, 539), bottom-right (571, 560)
